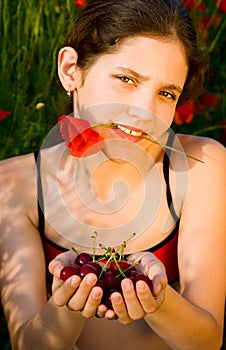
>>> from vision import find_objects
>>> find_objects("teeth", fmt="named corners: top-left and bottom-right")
top-left (116, 124), bottom-right (142, 137)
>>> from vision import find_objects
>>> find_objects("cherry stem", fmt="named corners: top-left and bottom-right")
top-left (119, 232), bottom-right (136, 259)
top-left (71, 247), bottom-right (78, 255)
top-left (115, 259), bottom-right (141, 278)
top-left (98, 255), bottom-right (114, 279)
top-left (113, 255), bottom-right (127, 278)
top-left (91, 231), bottom-right (98, 262)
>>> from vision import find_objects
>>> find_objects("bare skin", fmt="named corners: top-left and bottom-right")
top-left (0, 36), bottom-right (226, 350)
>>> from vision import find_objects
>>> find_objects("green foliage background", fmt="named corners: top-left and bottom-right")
top-left (0, 0), bottom-right (226, 161)
top-left (0, 0), bottom-right (82, 160)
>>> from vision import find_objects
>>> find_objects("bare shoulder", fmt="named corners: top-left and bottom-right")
top-left (0, 152), bottom-right (36, 187)
top-left (0, 153), bottom-right (37, 221)
top-left (176, 133), bottom-right (226, 166)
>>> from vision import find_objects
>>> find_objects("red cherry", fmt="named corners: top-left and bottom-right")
top-left (102, 271), bottom-right (121, 289)
top-left (60, 264), bottom-right (80, 281)
top-left (88, 261), bottom-right (102, 276)
top-left (103, 297), bottom-right (113, 310)
top-left (127, 270), bottom-right (139, 282)
top-left (133, 273), bottom-right (153, 293)
top-left (109, 260), bottom-right (131, 274)
top-left (99, 258), bottom-right (108, 265)
top-left (79, 263), bottom-right (100, 278)
top-left (75, 252), bottom-right (93, 266)
top-left (96, 279), bottom-right (106, 291)
top-left (103, 288), bottom-right (118, 310)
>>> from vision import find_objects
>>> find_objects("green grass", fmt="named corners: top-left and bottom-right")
top-left (0, 0), bottom-right (81, 159)
top-left (0, 0), bottom-right (225, 161)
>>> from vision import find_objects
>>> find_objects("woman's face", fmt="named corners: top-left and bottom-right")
top-left (74, 36), bottom-right (188, 143)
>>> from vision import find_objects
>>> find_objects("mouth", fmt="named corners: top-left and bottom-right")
top-left (113, 123), bottom-right (146, 137)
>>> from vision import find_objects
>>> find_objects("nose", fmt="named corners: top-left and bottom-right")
top-left (127, 105), bottom-right (154, 121)
top-left (127, 89), bottom-right (157, 122)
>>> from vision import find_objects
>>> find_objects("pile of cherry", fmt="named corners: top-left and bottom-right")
top-left (60, 250), bottom-right (153, 310)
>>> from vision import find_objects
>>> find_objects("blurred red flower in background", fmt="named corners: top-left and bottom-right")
top-left (182, 0), bottom-right (206, 11)
top-left (0, 108), bottom-right (11, 122)
top-left (75, 0), bottom-right (86, 8)
top-left (174, 102), bottom-right (195, 125)
top-left (214, 0), bottom-right (226, 13)
top-left (201, 13), bottom-right (222, 31)
top-left (195, 93), bottom-right (221, 114)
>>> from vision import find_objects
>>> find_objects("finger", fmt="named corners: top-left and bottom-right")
top-left (49, 250), bottom-right (77, 278)
top-left (52, 274), bottom-right (81, 306)
top-left (110, 291), bottom-right (132, 324)
top-left (81, 286), bottom-right (103, 318)
top-left (52, 275), bottom-right (64, 294)
top-left (96, 304), bottom-right (108, 318)
top-left (121, 278), bottom-right (145, 320)
top-left (152, 274), bottom-right (168, 296)
top-left (127, 252), bottom-right (166, 280)
top-left (68, 273), bottom-right (97, 311)
top-left (135, 280), bottom-right (159, 313)
top-left (104, 309), bottom-right (117, 320)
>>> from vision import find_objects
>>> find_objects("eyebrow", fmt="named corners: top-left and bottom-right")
top-left (114, 66), bottom-right (183, 94)
top-left (114, 66), bottom-right (149, 81)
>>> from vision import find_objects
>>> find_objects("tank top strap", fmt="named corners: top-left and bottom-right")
top-left (34, 150), bottom-right (45, 237)
top-left (163, 131), bottom-right (179, 223)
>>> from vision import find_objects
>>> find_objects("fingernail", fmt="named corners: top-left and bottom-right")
top-left (93, 288), bottom-right (102, 298)
top-left (55, 265), bottom-right (62, 277)
top-left (70, 275), bottom-right (78, 287)
top-left (111, 293), bottom-right (121, 304)
top-left (136, 281), bottom-right (146, 291)
top-left (155, 283), bottom-right (162, 294)
top-left (122, 279), bottom-right (132, 291)
top-left (86, 274), bottom-right (96, 285)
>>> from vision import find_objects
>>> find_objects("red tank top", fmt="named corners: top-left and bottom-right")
top-left (35, 131), bottom-right (179, 284)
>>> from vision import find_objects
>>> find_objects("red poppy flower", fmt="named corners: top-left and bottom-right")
top-left (214, 0), bottom-right (226, 13)
top-left (58, 115), bottom-right (104, 157)
top-left (201, 93), bottom-right (220, 107)
top-left (195, 93), bottom-right (220, 114)
top-left (74, 0), bottom-right (86, 8)
top-left (201, 13), bottom-right (221, 32)
top-left (0, 108), bottom-right (11, 122)
top-left (182, 0), bottom-right (206, 12)
top-left (174, 102), bottom-right (195, 125)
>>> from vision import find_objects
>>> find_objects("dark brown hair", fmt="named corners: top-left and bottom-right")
top-left (66, 0), bottom-right (208, 106)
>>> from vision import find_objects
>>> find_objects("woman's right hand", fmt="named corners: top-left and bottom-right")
top-left (49, 251), bottom-right (105, 318)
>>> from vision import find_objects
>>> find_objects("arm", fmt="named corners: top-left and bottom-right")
top-left (0, 156), bottom-right (102, 350)
top-left (124, 137), bottom-right (226, 349)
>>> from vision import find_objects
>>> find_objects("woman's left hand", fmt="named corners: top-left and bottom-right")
top-left (104, 252), bottom-right (168, 324)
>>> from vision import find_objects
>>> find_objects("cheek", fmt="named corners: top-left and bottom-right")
top-left (77, 83), bottom-right (117, 107)
top-left (158, 104), bottom-right (177, 126)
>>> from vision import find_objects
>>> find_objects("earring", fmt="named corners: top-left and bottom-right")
top-left (67, 87), bottom-right (71, 98)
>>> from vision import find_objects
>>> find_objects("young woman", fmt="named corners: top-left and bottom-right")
top-left (0, 1), bottom-right (225, 349)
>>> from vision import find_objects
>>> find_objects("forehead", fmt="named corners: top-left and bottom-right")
top-left (92, 36), bottom-right (188, 82)
top-left (114, 35), bottom-right (187, 64)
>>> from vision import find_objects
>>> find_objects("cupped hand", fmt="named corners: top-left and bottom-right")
top-left (48, 251), bottom-right (104, 318)
top-left (106, 252), bottom-right (168, 324)
top-left (48, 250), bottom-right (167, 322)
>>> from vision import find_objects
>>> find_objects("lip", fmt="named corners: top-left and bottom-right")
top-left (112, 123), bottom-right (147, 142)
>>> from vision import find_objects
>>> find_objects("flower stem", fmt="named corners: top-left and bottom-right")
top-left (141, 134), bottom-right (204, 163)
top-left (92, 123), bottom-right (204, 163)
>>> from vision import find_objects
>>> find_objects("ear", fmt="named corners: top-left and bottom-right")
top-left (58, 46), bottom-right (81, 92)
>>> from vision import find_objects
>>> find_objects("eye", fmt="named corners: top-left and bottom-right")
top-left (118, 75), bottom-right (136, 86)
top-left (159, 91), bottom-right (176, 100)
